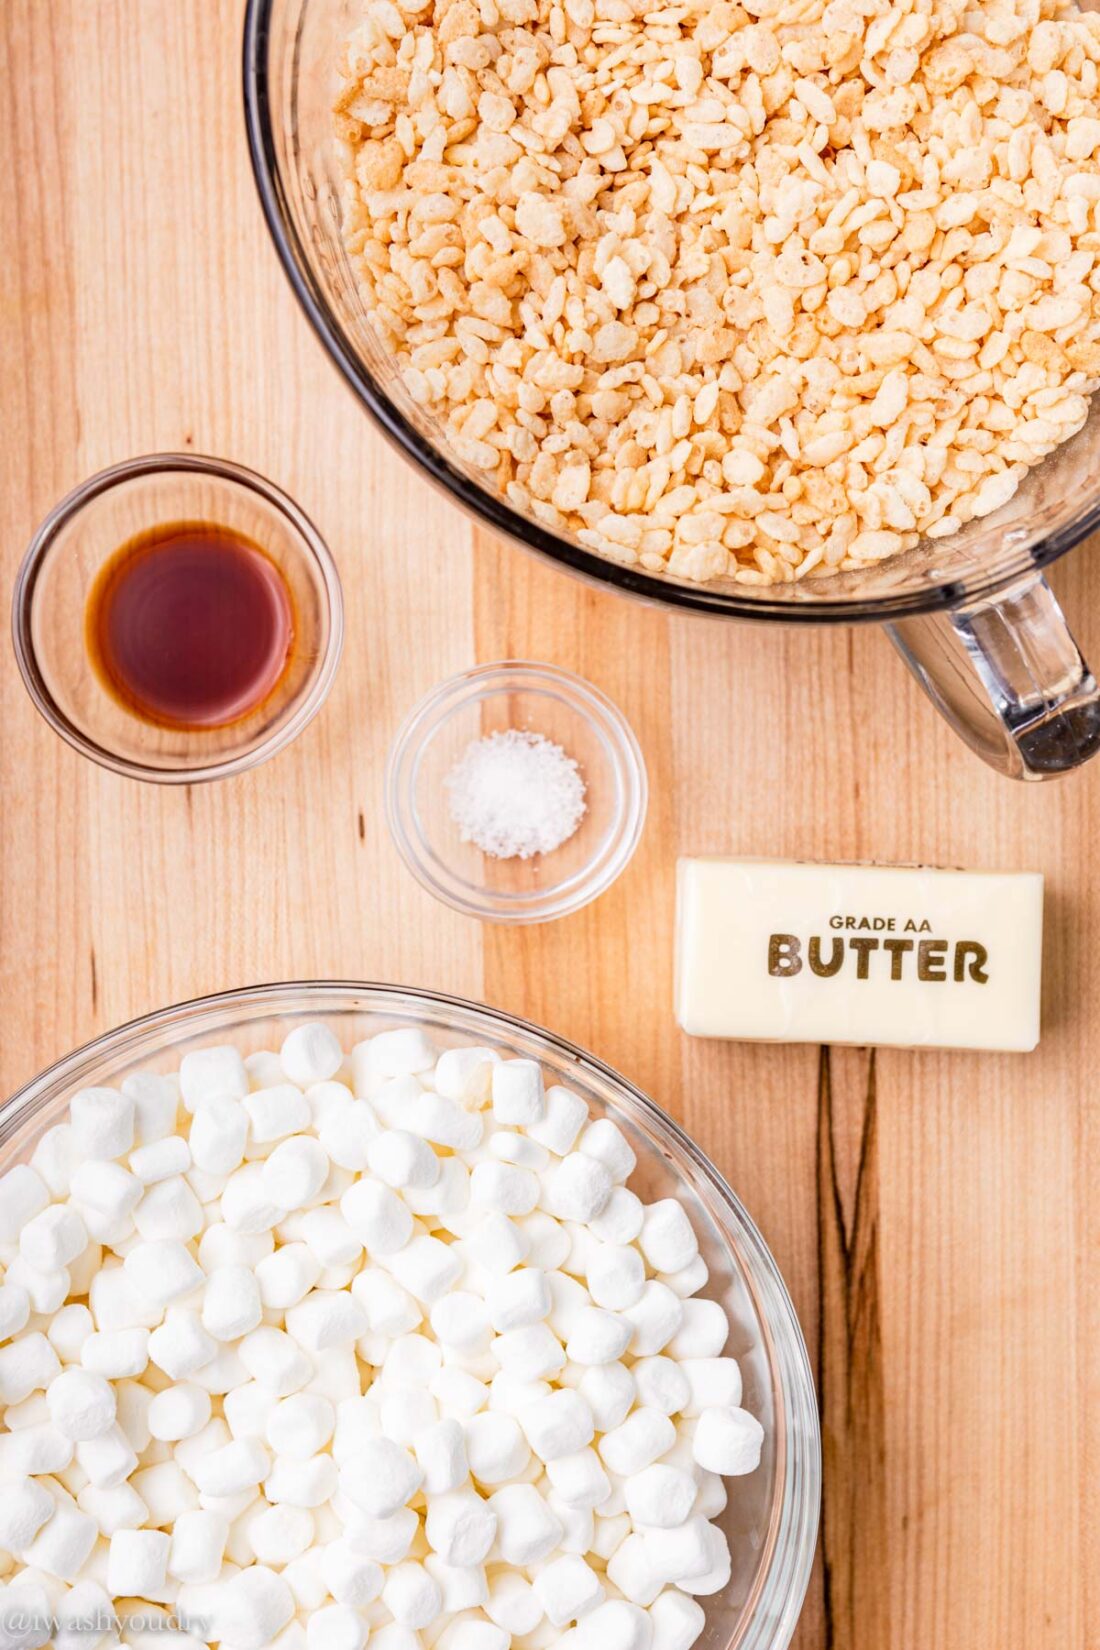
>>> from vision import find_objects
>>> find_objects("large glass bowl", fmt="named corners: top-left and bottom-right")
top-left (2, 982), bottom-right (820, 1650)
top-left (243, 0), bottom-right (1100, 625)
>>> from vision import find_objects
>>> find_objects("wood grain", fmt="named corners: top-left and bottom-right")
top-left (3, 6), bottom-right (1100, 1649)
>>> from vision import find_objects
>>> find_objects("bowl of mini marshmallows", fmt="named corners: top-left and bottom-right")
top-left (0, 982), bottom-right (819, 1650)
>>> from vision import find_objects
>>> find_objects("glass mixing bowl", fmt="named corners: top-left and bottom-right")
top-left (243, 0), bottom-right (1100, 778)
top-left (2, 982), bottom-right (820, 1650)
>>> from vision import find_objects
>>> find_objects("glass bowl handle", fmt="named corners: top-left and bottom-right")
top-left (886, 572), bottom-right (1100, 780)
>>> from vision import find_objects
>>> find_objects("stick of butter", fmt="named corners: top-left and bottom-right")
top-left (675, 858), bottom-right (1043, 1051)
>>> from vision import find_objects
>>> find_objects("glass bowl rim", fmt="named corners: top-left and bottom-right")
top-left (241, 0), bottom-right (1100, 625)
top-left (10, 451), bottom-right (346, 785)
top-left (1, 977), bottom-right (821, 1650)
top-left (385, 660), bottom-right (649, 923)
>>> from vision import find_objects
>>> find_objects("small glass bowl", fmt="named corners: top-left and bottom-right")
top-left (11, 453), bottom-right (344, 783)
top-left (386, 661), bottom-right (648, 923)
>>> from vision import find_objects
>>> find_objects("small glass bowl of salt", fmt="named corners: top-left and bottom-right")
top-left (385, 661), bottom-right (647, 923)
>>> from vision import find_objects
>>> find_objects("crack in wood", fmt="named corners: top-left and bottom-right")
top-left (816, 1044), bottom-right (887, 1650)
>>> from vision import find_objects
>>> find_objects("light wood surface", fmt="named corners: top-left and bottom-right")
top-left (2, 5), bottom-right (1098, 1647)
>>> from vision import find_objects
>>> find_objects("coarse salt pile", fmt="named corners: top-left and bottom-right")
top-left (0, 1022), bottom-right (764, 1650)
top-left (337, 0), bottom-right (1100, 586)
top-left (445, 729), bottom-right (587, 858)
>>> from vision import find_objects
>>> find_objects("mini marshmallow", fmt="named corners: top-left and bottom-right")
top-left (123, 1239), bottom-right (203, 1307)
top-left (48, 1303), bottom-right (93, 1364)
top-left (572, 1599), bottom-right (652, 1650)
top-left (566, 1307), bottom-right (632, 1366)
top-left (436, 1620), bottom-right (509, 1650)
top-left (546, 1446), bottom-right (611, 1509)
top-left (606, 1532), bottom-right (667, 1605)
top-left (485, 1572), bottom-right (544, 1635)
top-left (31, 1124), bottom-right (77, 1198)
top-left (691, 1406), bottom-right (764, 1476)
top-left (433, 1045), bottom-right (499, 1105)
top-left (46, 1369), bottom-right (117, 1441)
top-left (549, 1487), bottom-right (595, 1555)
top-left (423, 1554), bottom-right (488, 1613)
top-left (5, 1256), bottom-right (70, 1315)
top-left (340, 1179), bottom-right (413, 1254)
top-left (491, 1060), bottom-right (545, 1127)
top-left (307, 1603), bottom-right (367, 1650)
top-left (414, 1417), bottom-right (469, 1495)
top-left (662, 1255), bottom-right (709, 1299)
top-left (148, 1383), bottom-right (212, 1441)
top-left (589, 1187), bottom-right (644, 1247)
top-left (130, 1133), bottom-right (192, 1184)
top-left (624, 1464), bottom-right (697, 1529)
top-left (354, 1270), bottom-right (423, 1338)
top-left (340, 1437), bottom-right (422, 1517)
top-left (492, 1323), bottom-right (565, 1382)
top-left (168, 1509), bottom-right (229, 1583)
top-left (367, 1129), bottom-right (440, 1192)
top-left (319, 1099), bottom-right (381, 1172)
top-left (431, 1367), bottom-right (490, 1420)
top-left (22, 1504), bottom-right (98, 1580)
top-left (257, 1242), bottom-right (323, 1309)
top-left (425, 1490), bottom-right (497, 1566)
top-left (361, 1028), bottom-right (437, 1082)
top-left (0, 1165), bottom-right (49, 1244)
top-left (134, 1175), bottom-right (204, 1242)
top-left (632, 1357), bottom-right (691, 1417)
top-left (300, 1206), bottom-right (362, 1268)
top-left (599, 1409), bottom-right (676, 1477)
top-left (383, 1561), bottom-right (442, 1628)
top-left (464, 1412), bottom-right (530, 1485)
top-left (0, 1282), bottom-right (31, 1343)
top-left (220, 1162), bottom-right (289, 1233)
top-left (0, 1334), bottom-right (61, 1404)
top-left (388, 1236), bottom-right (464, 1305)
top-left (19, 1206), bottom-right (87, 1274)
top-left (485, 1268), bottom-right (551, 1333)
top-left (224, 1380), bottom-right (279, 1439)
top-left (639, 1202), bottom-right (698, 1276)
top-left (344, 1506), bottom-right (418, 1564)
top-left (462, 1212), bottom-right (528, 1277)
top-left (667, 1301), bottom-right (728, 1361)
top-left (286, 1290), bottom-right (367, 1353)
top-left (189, 1098), bottom-right (249, 1176)
top-left (578, 1119), bottom-right (635, 1184)
top-left (266, 1453), bottom-right (339, 1508)
top-left (488, 1483), bottom-right (563, 1564)
top-left (623, 1283), bottom-right (684, 1357)
top-left (281, 1023), bottom-right (343, 1087)
top-left (53, 1579), bottom-right (114, 1650)
top-left (263, 1137), bottom-right (332, 1210)
top-left (69, 1159), bottom-right (142, 1226)
top-left (77, 1480), bottom-right (149, 1535)
top-left (675, 1522), bottom-right (731, 1596)
top-left (534, 1553), bottom-right (605, 1626)
top-left (680, 1357), bottom-right (743, 1416)
top-left (405, 1092), bottom-right (484, 1152)
top-left (266, 1393), bottom-right (334, 1460)
top-left (470, 1162), bottom-right (539, 1218)
top-left (107, 1528), bottom-right (169, 1596)
top-left (208, 1565), bottom-right (295, 1650)
top-left (0, 1421), bottom-right (73, 1477)
top-left (76, 1425), bottom-right (138, 1489)
top-left (123, 1071), bottom-right (180, 1144)
top-left (239, 1327), bottom-right (314, 1396)
top-left (0, 1480), bottom-right (55, 1553)
top-left (244, 1084), bottom-right (311, 1143)
top-left (586, 1245), bottom-right (645, 1311)
top-left (322, 1540), bottom-right (384, 1607)
top-left (70, 1088), bottom-right (135, 1161)
top-left (192, 1437), bottom-right (270, 1497)
top-left (430, 1291), bottom-right (490, 1355)
top-left (249, 1503), bottom-right (315, 1566)
top-left (648, 1589), bottom-right (705, 1650)
top-left (180, 1045), bottom-right (250, 1110)
top-left (489, 1132), bottom-right (548, 1173)
top-left (519, 1388), bottom-right (594, 1461)
top-left (527, 1086), bottom-right (587, 1157)
top-left (542, 1155), bottom-right (612, 1224)
top-left (201, 1265), bottom-right (263, 1342)
top-left (147, 1308), bottom-right (216, 1380)
top-left (379, 1387), bottom-right (438, 1445)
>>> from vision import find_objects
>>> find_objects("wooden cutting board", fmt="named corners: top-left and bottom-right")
top-left (2, 4), bottom-right (1097, 1646)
